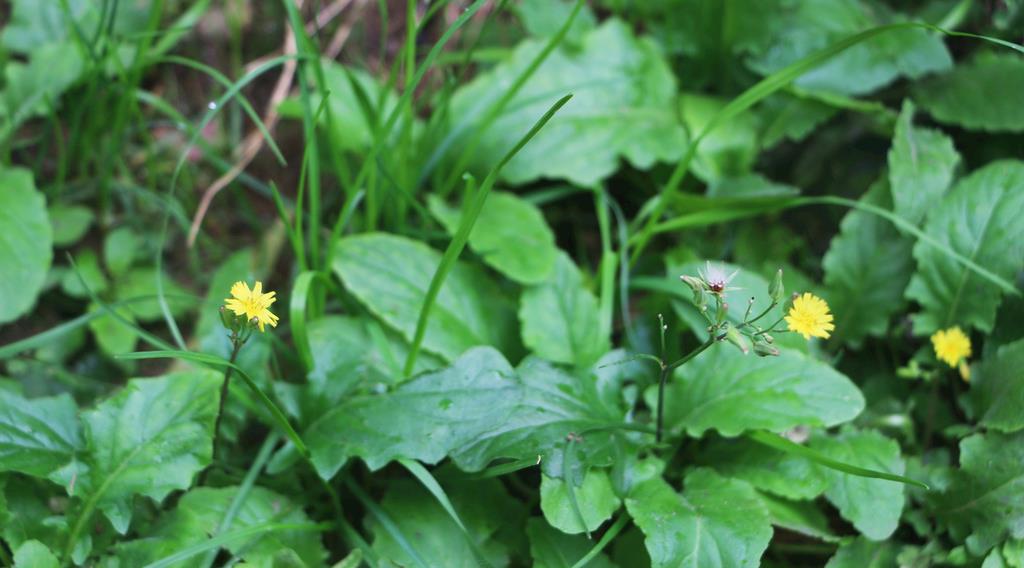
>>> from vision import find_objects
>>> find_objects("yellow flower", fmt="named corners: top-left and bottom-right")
top-left (785, 293), bottom-right (835, 340)
top-left (224, 281), bottom-right (279, 332)
top-left (931, 326), bottom-right (971, 369)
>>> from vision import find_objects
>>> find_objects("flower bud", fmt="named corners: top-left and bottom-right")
top-left (763, 333), bottom-right (774, 344)
top-left (769, 268), bottom-right (784, 304)
top-left (753, 342), bottom-right (780, 357)
top-left (724, 326), bottom-right (749, 354)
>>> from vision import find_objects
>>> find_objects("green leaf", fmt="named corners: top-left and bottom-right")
top-left (114, 268), bottom-right (192, 322)
top-left (887, 101), bottom-right (960, 226)
top-left (653, 346), bottom-right (864, 437)
top-left (103, 227), bottom-right (140, 277)
top-left (625, 469), bottom-right (772, 568)
top-left (540, 470), bottom-right (620, 535)
top-left (2, 477), bottom-right (67, 553)
top-left (972, 338), bottom-right (1024, 432)
top-left (13, 540), bottom-right (59, 568)
top-left (48, 205), bottom-right (92, 247)
top-left (822, 180), bottom-right (914, 347)
top-left (0, 390), bottom-right (82, 478)
top-left (1, 42), bottom-right (84, 126)
top-left (88, 303), bottom-right (139, 357)
top-left (516, 0), bottom-right (596, 45)
top-left (111, 485), bottom-right (326, 568)
top-left (305, 348), bottom-right (625, 481)
top-left (679, 93), bottom-right (760, 183)
top-left (742, 0), bottom-right (952, 96)
top-left (938, 431), bottom-right (1024, 556)
top-left (811, 429), bottom-right (906, 541)
top-left (332, 233), bottom-right (517, 362)
top-left (759, 92), bottom-right (837, 148)
top-left (62, 371), bottom-right (220, 534)
top-left (305, 347), bottom-right (519, 478)
top-left (825, 537), bottom-right (898, 568)
top-left (759, 493), bottom-right (837, 542)
top-left (428, 191), bottom-right (557, 284)
top-left (61, 249), bottom-right (108, 298)
top-left (527, 517), bottom-right (617, 568)
top-left (0, 167), bottom-right (52, 324)
top-left (1, 0), bottom-right (97, 52)
top-left (448, 19), bottom-right (685, 186)
top-left (520, 252), bottom-right (609, 368)
top-left (914, 52), bottom-right (1024, 132)
top-left (369, 477), bottom-right (517, 568)
top-left (905, 160), bottom-right (1024, 334)
top-left (697, 437), bottom-right (827, 500)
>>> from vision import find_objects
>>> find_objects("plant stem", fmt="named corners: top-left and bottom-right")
top-left (657, 338), bottom-right (716, 443)
top-left (211, 337), bottom-right (244, 465)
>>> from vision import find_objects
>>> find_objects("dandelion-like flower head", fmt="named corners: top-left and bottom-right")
top-left (931, 326), bottom-right (971, 369)
top-left (224, 281), bottom-right (279, 332)
top-left (785, 292), bottom-right (834, 340)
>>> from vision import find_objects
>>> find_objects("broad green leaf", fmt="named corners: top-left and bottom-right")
top-left (972, 339), bottom-right (1024, 432)
top-left (103, 228), bottom-right (140, 277)
top-left (448, 19), bottom-right (686, 186)
top-left (527, 517), bottom-right (617, 568)
top-left (114, 268), bottom-right (192, 321)
top-left (62, 371), bottom-right (220, 533)
top-left (305, 347), bottom-right (519, 478)
top-left (939, 431), bottom-right (1024, 556)
top-left (742, 0), bottom-right (952, 96)
top-left (88, 303), bottom-right (138, 357)
top-left (428, 192), bottom-right (557, 284)
top-left (279, 61), bottom-right (403, 152)
top-left (654, 346), bottom-right (864, 437)
top-left (369, 477), bottom-right (516, 568)
top-left (2, 477), bottom-right (67, 552)
top-left (759, 92), bottom-right (837, 148)
top-left (811, 429), bottom-right (906, 541)
top-left (915, 52), bottom-right (1024, 132)
top-left (825, 537), bottom-right (898, 568)
top-left (0, 391), bottom-right (82, 478)
top-left (905, 160), bottom-right (1024, 334)
top-left (1, 43), bottom-right (84, 125)
top-left (13, 540), bottom-right (59, 568)
top-left (1, 0), bottom-right (97, 52)
top-left (679, 93), bottom-right (760, 183)
top-left (625, 469), bottom-right (772, 568)
top-left (540, 470), bottom-right (620, 535)
top-left (822, 180), bottom-right (914, 347)
top-left (516, 0), bottom-right (596, 45)
top-left (332, 233), bottom-right (517, 362)
top-left (306, 348), bottom-right (625, 482)
top-left (0, 167), bottom-right (52, 324)
top-left (520, 252), bottom-right (609, 368)
top-left (697, 437), bottom-right (827, 500)
top-left (887, 101), bottom-right (960, 226)
top-left (48, 205), bottom-right (92, 247)
top-left (759, 493), bottom-right (837, 542)
top-left (61, 249), bottom-right (107, 298)
top-left (110, 485), bottom-right (326, 568)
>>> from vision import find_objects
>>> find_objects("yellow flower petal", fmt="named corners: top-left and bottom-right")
top-left (223, 281), bottom-right (278, 332)
top-left (931, 326), bottom-right (971, 368)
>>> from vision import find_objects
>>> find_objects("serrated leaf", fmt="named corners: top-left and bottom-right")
top-left (741, 0), bottom-right (952, 96)
top-left (0, 167), bottom-right (52, 324)
top-left (13, 540), bottom-right (59, 568)
top-left (520, 252), bottom-right (609, 368)
top-left (905, 160), bottom-right (1024, 334)
top-left (0, 391), bottom-right (82, 478)
top-left (625, 469), bottom-right (772, 568)
top-left (938, 431), bottom-right (1024, 556)
top-left (825, 537), bottom-right (898, 568)
top-left (652, 346), bottom-right (864, 437)
top-left (332, 233), bottom-right (517, 362)
top-left (65, 371), bottom-right (220, 533)
top-left (887, 101), bottom-right (960, 226)
top-left (697, 437), bottom-right (827, 500)
top-left (448, 19), bottom-right (686, 186)
top-left (823, 180), bottom-right (914, 347)
top-left (540, 470), bottom-right (620, 535)
top-left (369, 477), bottom-right (517, 568)
top-left (972, 339), bottom-right (1024, 432)
top-left (527, 516), bottom-right (617, 568)
top-left (915, 52), bottom-right (1024, 132)
top-left (428, 191), bottom-right (557, 285)
top-left (811, 429), bottom-right (906, 541)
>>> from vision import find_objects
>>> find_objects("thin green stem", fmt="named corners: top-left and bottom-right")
top-left (657, 338), bottom-right (716, 443)
top-left (211, 337), bottom-right (245, 465)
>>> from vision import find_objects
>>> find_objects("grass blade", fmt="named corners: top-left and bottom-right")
top-left (570, 513), bottom-right (630, 568)
top-left (402, 93), bottom-right (573, 376)
top-left (343, 476), bottom-right (430, 568)
top-left (143, 522), bottom-right (330, 568)
top-left (748, 431), bottom-right (928, 489)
